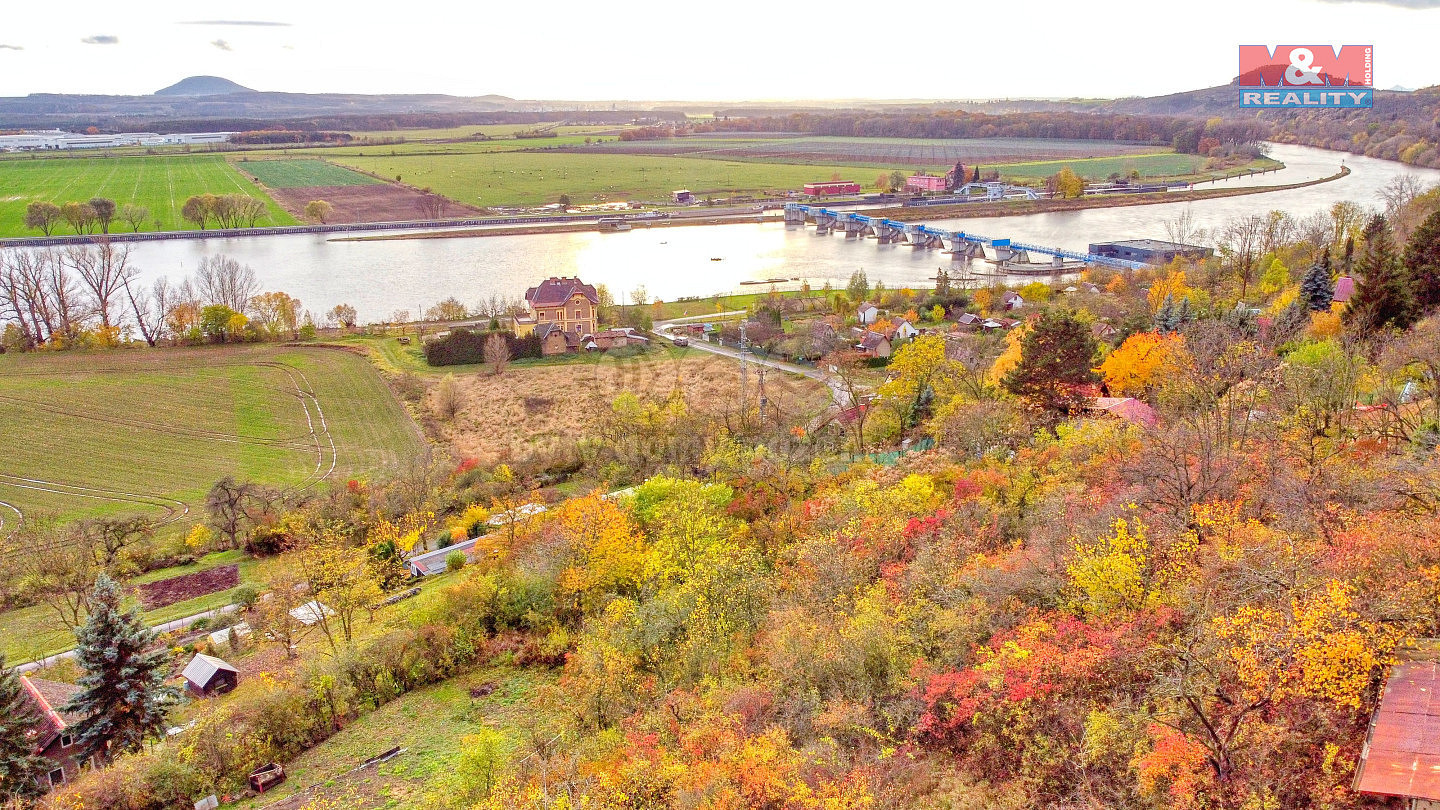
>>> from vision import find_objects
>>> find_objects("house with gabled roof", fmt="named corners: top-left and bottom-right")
top-left (515, 277), bottom-right (600, 354)
top-left (856, 331), bottom-right (892, 358)
top-left (19, 676), bottom-right (93, 790)
top-left (182, 653), bottom-right (239, 697)
top-left (857, 302), bottom-right (879, 325)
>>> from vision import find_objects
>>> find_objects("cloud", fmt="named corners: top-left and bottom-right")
top-left (181, 20), bottom-right (291, 27)
top-left (81, 35), bottom-right (119, 45)
top-left (0, 44), bottom-right (22, 51)
top-left (1314, 0), bottom-right (1440, 7)
top-left (211, 39), bottom-right (233, 51)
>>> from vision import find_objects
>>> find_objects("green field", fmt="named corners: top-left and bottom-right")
top-left (332, 151), bottom-right (893, 206)
top-left (995, 152), bottom-right (1204, 181)
top-left (237, 158), bottom-right (381, 188)
top-left (0, 345), bottom-right (423, 525)
top-left (0, 155), bottom-right (296, 237)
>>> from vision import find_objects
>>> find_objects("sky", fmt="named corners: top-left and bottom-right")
top-left (0, 0), bottom-right (1437, 101)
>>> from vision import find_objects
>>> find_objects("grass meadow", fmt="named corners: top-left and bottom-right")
top-left (0, 155), bottom-right (295, 237)
top-left (331, 151), bottom-right (892, 206)
top-left (0, 344), bottom-right (423, 525)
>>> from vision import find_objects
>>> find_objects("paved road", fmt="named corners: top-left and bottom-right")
top-left (14, 603), bottom-right (241, 674)
top-left (656, 319), bottom-right (852, 409)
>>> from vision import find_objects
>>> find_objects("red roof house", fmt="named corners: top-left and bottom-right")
top-left (1334, 275), bottom-right (1356, 304)
top-left (20, 676), bottom-right (91, 790)
top-left (1355, 661), bottom-right (1440, 802)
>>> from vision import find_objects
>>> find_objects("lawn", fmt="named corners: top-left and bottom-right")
top-left (236, 158), bottom-right (381, 188)
top-left (227, 665), bottom-right (560, 810)
top-left (331, 151), bottom-right (893, 207)
top-left (0, 154), bottom-right (295, 237)
top-left (0, 344), bottom-right (424, 525)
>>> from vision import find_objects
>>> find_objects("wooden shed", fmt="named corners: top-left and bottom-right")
top-left (181, 653), bottom-right (239, 697)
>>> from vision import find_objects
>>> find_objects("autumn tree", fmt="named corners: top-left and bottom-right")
top-left (64, 574), bottom-right (177, 761)
top-left (878, 334), bottom-right (949, 429)
top-left (825, 349), bottom-right (873, 453)
top-left (87, 197), bottom-right (116, 233)
top-left (1344, 214), bottom-right (1417, 334)
top-left (250, 568), bottom-right (311, 658)
top-left (1052, 167), bottom-right (1084, 199)
top-left (435, 373), bottom-right (464, 420)
top-left (60, 201), bottom-right (96, 235)
top-left (181, 194), bottom-right (211, 229)
top-left (206, 476), bottom-right (258, 549)
top-left (304, 199), bottom-right (334, 224)
top-left (425, 297), bottom-right (469, 322)
top-left (846, 270), bottom-right (870, 304)
top-left (118, 202), bottom-right (149, 234)
top-left (249, 291), bottom-right (302, 339)
top-left (1001, 309), bottom-right (1100, 419)
top-left (1099, 331), bottom-right (1188, 399)
top-left (483, 332), bottom-right (510, 376)
top-left (330, 303), bottom-right (358, 328)
top-left (294, 527), bottom-right (383, 649)
top-left (23, 201), bottom-right (61, 236)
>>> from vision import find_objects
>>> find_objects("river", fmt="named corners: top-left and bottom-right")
top-left (15, 144), bottom-right (1440, 322)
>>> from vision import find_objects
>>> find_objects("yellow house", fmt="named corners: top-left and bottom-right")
top-left (516, 277), bottom-right (600, 353)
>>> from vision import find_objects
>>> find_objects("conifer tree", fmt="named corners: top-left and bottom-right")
top-left (1002, 309), bottom-right (1100, 419)
top-left (1300, 253), bottom-right (1334, 311)
top-left (1153, 294), bottom-right (1175, 333)
top-left (1344, 215), bottom-right (1417, 335)
top-left (1404, 209), bottom-right (1440, 314)
top-left (1173, 296), bottom-right (1192, 330)
top-left (62, 574), bottom-right (176, 762)
top-left (0, 655), bottom-right (46, 803)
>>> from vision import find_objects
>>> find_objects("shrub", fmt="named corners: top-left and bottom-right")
top-left (234, 583), bottom-right (260, 610)
top-left (447, 551), bottom-right (467, 572)
top-left (424, 329), bottom-right (541, 366)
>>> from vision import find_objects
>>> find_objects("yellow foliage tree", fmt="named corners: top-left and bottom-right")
top-left (1054, 167), bottom-right (1085, 199)
top-left (1098, 332), bottom-right (1188, 398)
top-left (553, 494), bottom-right (649, 615)
top-left (1147, 270), bottom-right (1193, 313)
top-left (988, 325), bottom-right (1027, 383)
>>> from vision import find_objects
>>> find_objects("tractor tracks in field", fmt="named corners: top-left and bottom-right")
top-left (0, 355), bottom-right (340, 538)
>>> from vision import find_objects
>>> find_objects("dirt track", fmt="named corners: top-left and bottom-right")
top-left (267, 184), bottom-right (482, 225)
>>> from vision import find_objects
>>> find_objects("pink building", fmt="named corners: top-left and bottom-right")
top-left (906, 174), bottom-right (948, 192)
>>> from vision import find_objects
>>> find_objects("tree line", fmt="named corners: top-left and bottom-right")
top-left (23, 198), bottom-right (151, 237)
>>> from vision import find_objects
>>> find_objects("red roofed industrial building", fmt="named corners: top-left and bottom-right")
top-left (803, 181), bottom-right (860, 196)
top-left (1355, 661), bottom-right (1440, 804)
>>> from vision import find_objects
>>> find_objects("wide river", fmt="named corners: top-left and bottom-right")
top-left (20, 144), bottom-right (1440, 322)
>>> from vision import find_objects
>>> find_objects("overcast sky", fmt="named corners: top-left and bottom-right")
top-left (0, 0), bottom-right (1436, 101)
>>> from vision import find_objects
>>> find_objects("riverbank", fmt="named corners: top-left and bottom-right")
top-left (337, 165), bottom-right (1349, 243)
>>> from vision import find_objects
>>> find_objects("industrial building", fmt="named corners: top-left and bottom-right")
top-left (905, 174), bottom-right (948, 193)
top-left (802, 181), bottom-right (860, 196)
top-left (0, 130), bottom-right (234, 151)
top-left (1086, 239), bottom-right (1214, 265)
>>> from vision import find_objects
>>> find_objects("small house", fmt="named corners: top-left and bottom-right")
top-left (1088, 396), bottom-right (1159, 427)
top-left (181, 653), bottom-right (239, 697)
top-left (888, 319), bottom-right (919, 341)
top-left (857, 302), bottom-right (879, 325)
top-left (672, 189), bottom-right (694, 205)
top-left (856, 331), bottom-right (892, 358)
top-left (1092, 322), bottom-right (1119, 340)
top-left (19, 676), bottom-right (92, 790)
top-left (1000, 291), bottom-right (1025, 311)
top-left (955, 312), bottom-right (983, 330)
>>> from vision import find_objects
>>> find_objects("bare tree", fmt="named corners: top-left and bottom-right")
top-left (120, 203), bottom-right (150, 234)
top-left (484, 332), bottom-right (511, 376)
top-left (435, 373), bottom-right (464, 420)
top-left (1378, 174), bottom-right (1424, 223)
top-left (87, 197), bottom-right (117, 234)
top-left (1164, 205), bottom-right (1206, 246)
top-left (195, 255), bottom-right (260, 313)
top-left (238, 197), bottom-right (268, 229)
top-left (417, 193), bottom-right (446, 219)
top-left (1260, 210), bottom-right (1295, 256)
top-left (68, 240), bottom-right (135, 333)
top-left (1220, 214), bottom-right (1265, 299)
top-left (123, 274), bottom-right (171, 347)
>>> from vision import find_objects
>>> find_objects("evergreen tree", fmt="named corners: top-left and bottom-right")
top-left (935, 268), bottom-right (950, 298)
top-left (0, 655), bottom-right (46, 804)
top-left (1344, 215), bottom-right (1417, 334)
top-left (1173, 297), bottom-right (1192, 330)
top-left (1153, 294), bottom-right (1175, 333)
top-left (1404, 209), bottom-right (1440, 314)
top-left (1300, 252), bottom-right (1334, 312)
top-left (1001, 309), bottom-right (1100, 419)
top-left (971, 166), bottom-right (981, 183)
top-left (63, 574), bottom-right (177, 762)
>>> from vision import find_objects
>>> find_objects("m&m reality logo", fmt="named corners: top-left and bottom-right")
top-left (1238, 45), bottom-right (1373, 108)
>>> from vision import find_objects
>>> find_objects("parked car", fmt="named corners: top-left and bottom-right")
top-left (672, 336), bottom-right (689, 347)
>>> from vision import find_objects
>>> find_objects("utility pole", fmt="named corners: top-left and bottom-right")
top-left (739, 320), bottom-right (748, 405)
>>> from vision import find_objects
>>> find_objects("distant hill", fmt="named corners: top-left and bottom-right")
top-left (154, 76), bottom-right (255, 97)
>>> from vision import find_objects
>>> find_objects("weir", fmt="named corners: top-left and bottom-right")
top-left (782, 203), bottom-right (1150, 271)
